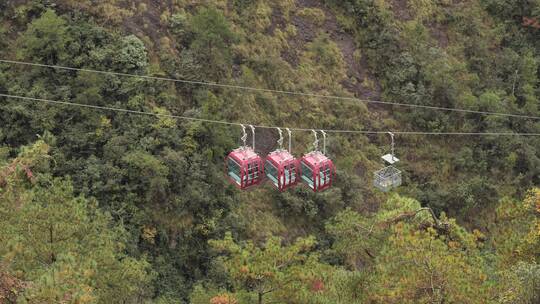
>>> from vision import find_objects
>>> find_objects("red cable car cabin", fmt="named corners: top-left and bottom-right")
top-left (300, 151), bottom-right (335, 192)
top-left (265, 150), bottom-right (299, 191)
top-left (225, 147), bottom-right (264, 190)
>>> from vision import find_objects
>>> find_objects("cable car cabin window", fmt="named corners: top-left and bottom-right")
top-left (265, 161), bottom-right (279, 186)
top-left (227, 158), bottom-right (242, 185)
top-left (301, 161), bottom-right (314, 187)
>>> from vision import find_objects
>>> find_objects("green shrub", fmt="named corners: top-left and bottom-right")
top-left (297, 7), bottom-right (326, 26)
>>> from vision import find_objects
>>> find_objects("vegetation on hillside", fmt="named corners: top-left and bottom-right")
top-left (0, 0), bottom-right (539, 303)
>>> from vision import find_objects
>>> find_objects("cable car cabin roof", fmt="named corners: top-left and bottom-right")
top-left (302, 151), bottom-right (331, 167)
top-left (382, 154), bottom-right (399, 165)
top-left (228, 147), bottom-right (261, 163)
top-left (267, 150), bottom-right (296, 165)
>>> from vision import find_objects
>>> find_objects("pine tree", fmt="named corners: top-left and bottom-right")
top-left (0, 141), bottom-right (153, 303)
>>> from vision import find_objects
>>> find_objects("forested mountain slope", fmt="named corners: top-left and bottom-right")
top-left (0, 0), bottom-right (539, 303)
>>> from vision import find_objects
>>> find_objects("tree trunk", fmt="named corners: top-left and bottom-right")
top-left (49, 225), bottom-right (56, 264)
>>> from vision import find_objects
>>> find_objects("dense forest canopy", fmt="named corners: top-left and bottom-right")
top-left (0, 0), bottom-right (539, 303)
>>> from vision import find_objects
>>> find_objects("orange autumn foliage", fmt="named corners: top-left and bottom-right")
top-left (522, 16), bottom-right (540, 29)
top-left (311, 278), bottom-right (325, 293)
top-left (210, 294), bottom-right (238, 304)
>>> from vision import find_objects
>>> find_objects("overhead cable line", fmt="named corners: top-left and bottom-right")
top-left (1, 93), bottom-right (539, 136)
top-left (1, 59), bottom-right (540, 121)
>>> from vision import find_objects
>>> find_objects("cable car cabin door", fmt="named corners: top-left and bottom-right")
top-left (280, 163), bottom-right (297, 189)
top-left (316, 162), bottom-right (333, 191)
top-left (243, 160), bottom-right (262, 188)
